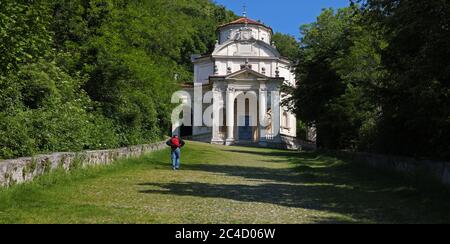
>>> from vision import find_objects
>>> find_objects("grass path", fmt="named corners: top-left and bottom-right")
top-left (1, 141), bottom-right (449, 223)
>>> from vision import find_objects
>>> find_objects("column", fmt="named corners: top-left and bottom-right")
top-left (211, 87), bottom-right (223, 144)
top-left (271, 88), bottom-right (282, 142)
top-left (259, 85), bottom-right (267, 146)
top-left (226, 86), bottom-right (235, 145)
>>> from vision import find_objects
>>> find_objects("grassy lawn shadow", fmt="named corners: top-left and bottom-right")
top-left (139, 146), bottom-right (450, 224)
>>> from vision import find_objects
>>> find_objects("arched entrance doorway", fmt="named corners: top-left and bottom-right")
top-left (234, 91), bottom-right (258, 143)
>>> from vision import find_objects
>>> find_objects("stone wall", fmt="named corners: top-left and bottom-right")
top-left (334, 151), bottom-right (450, 188)
top-left (280, 136), bottom-right (317, 151)
top-left (0, 141), bottom-right (167, 187)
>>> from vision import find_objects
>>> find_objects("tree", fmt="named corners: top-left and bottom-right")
top-left (0, 0), bottom-right (237, 159)
top-left (359, 0), bottom-right (450, 159)
top-left (289, 1), bottom-right (450, 160)
top-left (272, 33), bottom-right (300, 61)
top-left (288, 6), bottom-right (385, 150)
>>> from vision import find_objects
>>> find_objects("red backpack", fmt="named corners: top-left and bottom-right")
top-left (171, 137), bottom-right (180, 148)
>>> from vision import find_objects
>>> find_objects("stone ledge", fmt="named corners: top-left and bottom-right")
top-left (0, 141), bottom-right (167, 188)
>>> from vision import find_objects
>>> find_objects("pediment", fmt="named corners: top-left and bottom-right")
top-left (225, 68), bottom-right (269, 81)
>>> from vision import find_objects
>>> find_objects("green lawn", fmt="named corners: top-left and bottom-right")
top-left (1, 141), bottom-right (449, 224)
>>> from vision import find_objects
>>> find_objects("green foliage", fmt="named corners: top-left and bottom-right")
top-left (272, 33), bottom-right (299, 61)
top-left (290, 2), bottom-right (450, 160)
top-left (0, 111), bottom-right (36, 158)
top-left (0, 0), bottom-right (236, 159)
top-left (296, 120), bottom-right (308, 141)
top-left (291, 7), bottom-right (378, 149)
top-left (0, 0), bottom-right (52, 73)
top-left (359, 0), bottom-right (450, 159)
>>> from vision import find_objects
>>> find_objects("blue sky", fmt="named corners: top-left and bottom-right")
top-left (214, 0), bottom-right (351, 39)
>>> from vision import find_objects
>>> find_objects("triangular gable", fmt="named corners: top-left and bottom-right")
top-left (225, 68), bottom-right (270, 80)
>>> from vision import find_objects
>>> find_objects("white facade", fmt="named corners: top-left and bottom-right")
top-left (178, 17), bottom-right (297, 147)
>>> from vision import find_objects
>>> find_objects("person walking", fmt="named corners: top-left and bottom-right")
top-left (166, 135), bottom-right (185, 170)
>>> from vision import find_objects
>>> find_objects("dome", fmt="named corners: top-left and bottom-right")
top-left (216, 17), bottom-right (273, 45)
top-left (217, 17), bottom-right (273, 33)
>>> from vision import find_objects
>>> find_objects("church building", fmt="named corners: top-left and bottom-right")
top-left (174, 15), bottom-right (301, 149)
